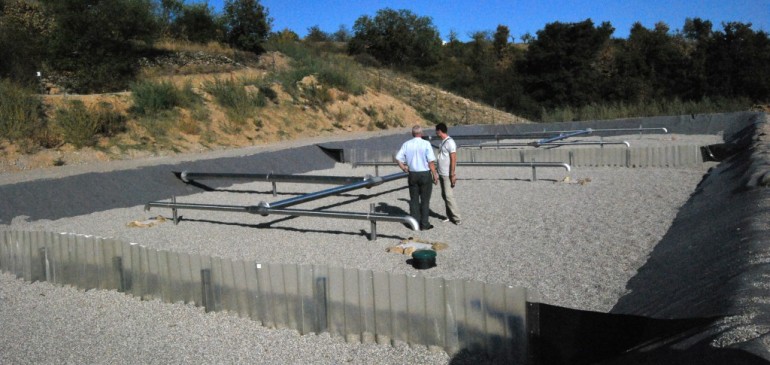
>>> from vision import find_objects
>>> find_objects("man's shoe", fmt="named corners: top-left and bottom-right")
top-left (454, 221), bottom-right (462, 225)
top-left (421, 224), bottom-right (434, 231)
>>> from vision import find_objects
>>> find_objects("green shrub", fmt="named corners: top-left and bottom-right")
top-left (418, 109), bottom-right (441, 125)
top-left (54, 100), bottom-right (128, 148)
top-left (259, 85), bottom-right (278, 102)
top-left (204, 78), bottom-right (263, 125)
top-left (130, 80), bottom-right (201, 116)
top-left (0, 79), bottom-right (44, 141)
top-left (137, 110), bottom-right (176, 138)
top-left (316, 57), bottom-right (366, 95)
top-left (93, 102), bottom-right (127, 136)
top-left (268, 41), bottom-right (367, 97)
top-left (55, 100), bottom-right (100, 148)
top-left (352, 53), bottom-right (381, 68)
top-left (302, 84), bottom-right (333, 109)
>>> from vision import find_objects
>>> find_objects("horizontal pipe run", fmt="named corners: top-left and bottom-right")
top-left (352, 162), bottom-right (571, 172)
top-left (423, 132), bottom-right (556, 141)
top-left (458, 162), bottom-right (571, 172)
top-left (176, 171), bottom-right (368, 185)
top-left (145, 201), bottom-right (420, 231)
top-left (145, 201), bottom-right (251, 213)
top-left (591, 127), bottom-right (668, 134)
top-left (526, 127), bottom-right (667, 135)
top-left (534, 129), bottom-right (593, 146)
top-left (461, 141), bottom-right (631, 149)
top-left (265, 172), bottom-right (407, 209)
top-left (259, 207), bottom-right (420, 231)
top-left (421, 127), bottom-right (667, 142)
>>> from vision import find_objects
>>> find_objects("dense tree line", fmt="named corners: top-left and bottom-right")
top-left (1, 1), bottom-right (767, 118)
top-left (348, 11), bottom-right (770, 118)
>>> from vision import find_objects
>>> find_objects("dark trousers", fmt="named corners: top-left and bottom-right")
top-left (408, 171), bottom-right (433, 228)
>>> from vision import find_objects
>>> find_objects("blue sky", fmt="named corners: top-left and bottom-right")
top-left (206, 0), bottom-right (769, 42)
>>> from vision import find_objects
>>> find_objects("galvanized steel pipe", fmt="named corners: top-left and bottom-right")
top-left (463, 141), bottom-right (631, 149)
top-left (264, 172), bottom-right (407, 209)
top-left (457, 162), bottom-right (571, 172)
top-left (145, 201), bottom-right (252, 213)
top-left (353, 161), bottom-right (571, 172)
top-left (253, 206), bottom-right (419, 231)
top-left (422, 127), bottom-right (667, 142)
top-left (533, 129), bottom-right (593, 146)
top-left (144, 200), bottom-right (419, 231)
top-left (177, 171), bottom-right (368, 185)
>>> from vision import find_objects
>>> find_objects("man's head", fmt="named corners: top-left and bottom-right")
top-left (435, 123), bottom-right (448, 138)
top-left (411, 125), bottom-right (423, 137)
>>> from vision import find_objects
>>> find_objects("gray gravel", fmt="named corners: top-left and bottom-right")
top-left (0, 133), bottom-right (721, 364)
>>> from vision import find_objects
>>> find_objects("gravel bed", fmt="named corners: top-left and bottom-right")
top-left (0, 134), bottom-right (720, 364)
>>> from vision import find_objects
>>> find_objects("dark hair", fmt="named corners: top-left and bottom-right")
top-left (435, 122), bottom-right (448, 133)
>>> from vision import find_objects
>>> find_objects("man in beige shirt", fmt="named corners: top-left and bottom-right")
top-left (435, 123), bottom-right (461, 225)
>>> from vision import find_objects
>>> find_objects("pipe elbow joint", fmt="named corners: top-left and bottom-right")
top-left (250, 201), bottom-right (270, 216)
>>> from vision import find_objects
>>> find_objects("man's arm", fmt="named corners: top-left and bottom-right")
top-left (398, 160), bottom-right (409, 173)
top-left (395, 145), bottom-right (408, 172)
top-left (429, 161), bottom-right (438, 185)
top-left (449, 151), bottom-right (457, 187)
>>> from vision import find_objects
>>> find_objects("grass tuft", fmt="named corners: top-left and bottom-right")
top-left (54, 100), bottom-right (105, 148)
top-left (0, 79), bottom-right (44, 142)
top-left (130, 81), bottom-right (196, 115)
top-left (204, 79), bottom-right (264, 125)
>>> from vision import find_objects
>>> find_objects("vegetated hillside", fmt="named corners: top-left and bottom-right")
top-left (0, 45), bottom-right (528, 174)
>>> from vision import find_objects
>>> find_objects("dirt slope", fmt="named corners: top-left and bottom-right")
top-left (1, 51), bottom-right (528, 174)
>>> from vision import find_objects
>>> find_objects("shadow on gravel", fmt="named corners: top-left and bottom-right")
top-left (176, 217), bottom-right (409, 240)
top-left (374, 202), bottom-right (408, 216)
top-left (168, 186), bottom-right (413, 239)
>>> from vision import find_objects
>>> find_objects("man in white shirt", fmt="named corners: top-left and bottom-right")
top-left (396, 125), bottom-right (439, 230)
top-left (435, 123), bottom-right (462, 225)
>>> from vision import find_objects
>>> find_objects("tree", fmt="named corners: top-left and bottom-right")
top-left (0, 0), bottom-right (54, 85)
top-left (348, 8), bottom-right (442, 68)
top-left (681, 18), bottom-right (714, 99)
top-left (332, 24), bottom-right (351, 42)
top-left (520, 32), bottom-right (535, 44)
top-left (41, 0), bottom-right (159, 92)
top-left (223, 0), bottom-right (272, 54)
top-left (305, 25), bottom-right (329, 42)
top-left (612, 22), bottom-right (689, 102)
top-left (156, 0), bottom-right (183, 36)
top-left (706, 22), bottom-right (770, 100)
top-left (493, 25), bottom-right (510, 59)
top-left (271, 28), bottom-right (299, 42)
top-left (523, 19), bottom-right (615, 107)
top-left (683, 17), bottom-right (713, 42)
top-left (443, 30), bottom-right (464, 58)
top-left (172, 2), bottom-right (221, 43)
top-left (468, 31), bottom-right (492, 73)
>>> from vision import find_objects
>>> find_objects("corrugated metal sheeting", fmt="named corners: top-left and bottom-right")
top-left (345, 145), bottom-right (704, 168)
top-left (0, 230), bottom-right (530, 361)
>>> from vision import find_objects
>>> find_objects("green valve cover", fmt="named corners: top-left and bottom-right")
top-left (412, 249), bottom-right (437, 259)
